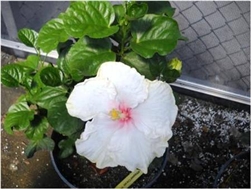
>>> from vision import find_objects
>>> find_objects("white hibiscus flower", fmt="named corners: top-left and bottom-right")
top-left (66, 62), bottom-right (177, 174)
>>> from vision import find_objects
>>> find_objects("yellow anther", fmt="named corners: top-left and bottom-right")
top-left (109, 109), bottom-right (120, 120)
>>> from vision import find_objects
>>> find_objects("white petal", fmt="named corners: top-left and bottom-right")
top-left (132, 80), bottom-right (177, 139)
top-left (75, 113), bottom-right (120, 168)
top-left (66, 77), bottom-right (117, 121)
top-left (108, 125), bottom-right (168, 174)
top-left (97, 62), bottom-right (148, 108)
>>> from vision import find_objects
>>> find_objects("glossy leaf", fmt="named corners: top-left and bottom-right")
top-left (17, 55), bottom-right (40, 72)
top-left (1, 64), bottom-right (32, 88)
top-left (62, 1), bottom-right (119, 38)
top-left (36, 137), bottom-right (55, 151)
top-left (47, 100), bottom-right (83, 136)
top-left (56, 40), bottom-right (73, 76)
top-left (145, 1), bottom-right (176, 17)
top-left (4, 100), bottom-right (34, 134)
top-left (34, 86), bottom-right (67, 109)
top-left (37, 18), bottom-right (68, 53)
top-left (58, 138), bottom-right (75, 158)
top-left (25, 117), bottom-right (49, 140)
top-left (66, 37), bottom-right (116, 81)
top-left (148, 54), bottom-right (167, 78)
top-left (18, 28), bottom-right (38, 48)
top-left (24, 142), bottom-right (36, 158)
top-left (25, 136), bottom-right (55, 158)
top-left (40, 67), bottom-right (63, 87)
top-left (127, 2), bottom-right (148, 20)
top-left (131, 14), bottom-right (181, 58)
top-left (122, 52), bottom-right (154, 80)
top-left (113, 4), bottom-right (126, 24)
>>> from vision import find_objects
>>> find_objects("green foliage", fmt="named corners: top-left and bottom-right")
top-left (130, 14), bottom-right (181, 58)
top-left (126, 2), bottom-right (148, 20)
top-left (66, 37), bottom-right (116, 81)
top-left (62, 1), bottom-right (119, 38)
top-left (1, 1), bottom-right (186, 158)
top-left (40, 67), bottom-right (63, 87)
top-left (163, 57), bottom-right (182, 83)
top-left (18, 28), bottom-right (38, 48)
top-left (33, 86), bottom-right (67, 109)
top-left (17, 55), bottom-right (40, 71)
top-left (37, 18), bottom-right (69, 53)
top-left (4, 98), bottom-right (35, 134)
top-left (1, 64), bottom-right (32, 88)
top-left (145, 1), bottom-right (176, 17)
top-left (47, 100), bottom-right (83, 136)
top-left (25, 137), bottom-right (55, 158)
top-left (122, 52), bottom-right (154, 80)
top-left (58, 138), bottom-right (76, 158)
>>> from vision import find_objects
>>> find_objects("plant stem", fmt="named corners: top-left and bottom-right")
top-left (118, 1), bottom-right (131, 60)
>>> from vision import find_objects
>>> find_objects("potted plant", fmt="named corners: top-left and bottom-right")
top-left (1, 1), bottom-right (186, 187)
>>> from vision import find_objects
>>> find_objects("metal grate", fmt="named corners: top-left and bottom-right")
top-left (170, 1), bottom-right (250, 96)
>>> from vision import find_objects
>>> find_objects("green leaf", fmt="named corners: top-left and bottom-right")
top-left (24, 142), bottom-right (36, 158)
top-left (25, 117), bottom-right (49, 140)
top-left (4, 100), bottom-right (34, 134)
top-left (122, 52), bottom-right (154, 80)
top-left (40, 67), bottom-right (63, 87)
top-left (34, 86), bottom-right (67, 109)
top-left (58, 138), bottom-right (75, 158)
top-left (163, 69), bottom-right (180, 83)
top-left (37, 18), bottom-right (68, 53)
top-left (145, 1), bottom-right (176, 17)
top-left (1, 64), bottom-right (32, 88)
top-left (131, 14), bottom-right (182, 58)
top-left (66, 37), bottom-right (116, 81)
top-left (56, 40), bottom-right (73, 76)
top-left (47, 100), bottom-right (83, 136)
top-left (25, 136), bottom-right (55, 158)
top-left (18, 28), bottom-right (38, 48)
top-left (17, 55), bottom-right (40, 72)
top-left (149, 55), bottom-right (167, 79)
top-left (113, 4), bottom-right (126, 24)
top-left (36, 137), bottom-right (55, 151)
top-left (62, 1), bottom-right (119, 38)
top-left (127, 2), bottom-right (148, 20)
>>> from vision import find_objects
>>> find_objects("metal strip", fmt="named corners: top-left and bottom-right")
top-left (171, 79), bottom-right (250, 105)
top-left (1, 38), bottom-right (58, 58)
top-left (1, 39), bottom-right (250, 105)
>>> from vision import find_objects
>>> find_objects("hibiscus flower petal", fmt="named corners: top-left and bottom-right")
top-left (132, 80), bottom-right (177, 139)
top-left (75, 113), bottom-right (120, 168)
top-left (108, 124), bottom-right (168, 174)
top-left (66, 77), bottom-right (117, 121)
top-left (97, 62), bottom-right (148, 108)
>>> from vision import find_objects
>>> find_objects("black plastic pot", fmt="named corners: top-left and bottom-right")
top-left (213, 149), bottom-right (250, 188)
top-left (50, 131), bottom-right (169, 188)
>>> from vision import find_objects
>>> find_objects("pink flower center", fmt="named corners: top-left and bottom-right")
top-left (109, 105), bottom-right (132, 123)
